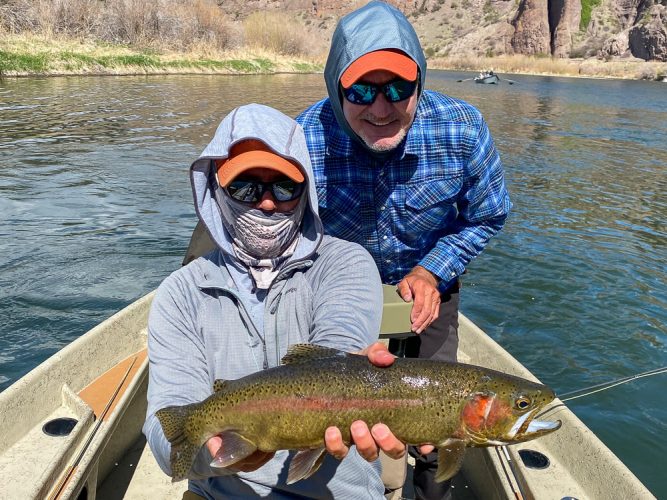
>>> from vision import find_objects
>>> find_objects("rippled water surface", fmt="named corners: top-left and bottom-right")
top-left (1, 72), bottom-right (665, 496)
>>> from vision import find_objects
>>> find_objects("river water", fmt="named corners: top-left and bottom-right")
top-left (1, 71), bottom-right (665, 496)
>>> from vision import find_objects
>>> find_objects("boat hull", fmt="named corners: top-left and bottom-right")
top-left (0, 286), bottom-right (656, 499)
top-left (474, 74), bottom-right (499, 84)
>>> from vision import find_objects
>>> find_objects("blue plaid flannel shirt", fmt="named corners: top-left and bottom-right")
top-left (296, 90), bottom-right (511, 291)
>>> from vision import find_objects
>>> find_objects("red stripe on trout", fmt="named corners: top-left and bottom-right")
top-left (232, 395), bottom-right (424, 413)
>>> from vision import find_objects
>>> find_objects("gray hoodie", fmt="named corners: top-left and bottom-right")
top-left (143, 104), bottom-right (385, 498)
top-left (324, 0), bottom-right (427, 150)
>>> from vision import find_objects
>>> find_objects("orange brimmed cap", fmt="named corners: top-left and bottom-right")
top-left (216, 140), bottom-right (305, 188)
top-left (340, 49), bottom-right (418, 89)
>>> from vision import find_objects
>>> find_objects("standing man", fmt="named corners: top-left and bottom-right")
top-left (296, 2), bottom-right (511, 498)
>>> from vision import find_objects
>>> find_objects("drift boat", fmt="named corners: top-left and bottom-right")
top-left (0, 286), bottom-right (655, 499)
top-left (474, 71), bottom-right (499, 84)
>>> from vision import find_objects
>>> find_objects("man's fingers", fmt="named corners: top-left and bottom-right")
top-left (396, 279), bottom-right (413, 302)
top-left (366, 342), bottom-right (396, 367)
top-left (413, 289), bottom-right (441, 333)
top-left (350, 420), bottom-right (379, 462)
top-left (325, 426), bottom-right (349, 460)
top-left (371, 423), bottom-right (406, 459)
top-left (410, 287), bottom-right (425, 324)
top-left (419, 444), bottom-right (435, 455)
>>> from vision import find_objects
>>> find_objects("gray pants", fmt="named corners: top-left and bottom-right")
top-left (388, 285), bottom-right (459, 500)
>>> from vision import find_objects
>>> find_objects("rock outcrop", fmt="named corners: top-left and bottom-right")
top-left (510, 0), bottom-right (582, 57)
top-left (511, 0), bottom-right (551, 55)
top-left (628, 5), bottom-right (667, 61)
top-left (550, 0), bottom-right (581, 57)
top-left (218, 0), bottom-right (667, 61)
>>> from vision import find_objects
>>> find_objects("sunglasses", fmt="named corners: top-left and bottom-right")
top-left (226, 178), bottom-right (304, 203)
top-left (342, 78), bottom-right (418, 105)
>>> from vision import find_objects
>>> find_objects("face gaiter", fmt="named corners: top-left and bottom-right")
top-left (215, 187), bottom-right (307, 289)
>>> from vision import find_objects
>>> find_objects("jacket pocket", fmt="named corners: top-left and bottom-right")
top-left (404, 176), bottom-right (462, 210)
top-left (403, 177), bottom-right (462, 233)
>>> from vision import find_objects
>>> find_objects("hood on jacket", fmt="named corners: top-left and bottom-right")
top-left (324, 1), bottom-right (428, 151)
top-left (189, 104), bottom-right (323, 263)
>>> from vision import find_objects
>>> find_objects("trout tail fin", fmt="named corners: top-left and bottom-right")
top-left (155, 403), bottom-right (201, 482)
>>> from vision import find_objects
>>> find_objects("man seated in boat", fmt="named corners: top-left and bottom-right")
top-left (142, 103), bottom-right (407, 498)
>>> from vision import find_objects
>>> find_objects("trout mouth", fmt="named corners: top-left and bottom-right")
top-left (508, 408), bottom-right (561, 442)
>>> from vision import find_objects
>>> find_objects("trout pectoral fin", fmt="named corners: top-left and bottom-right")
top-left (286, 447), bottom-right (326, 484)
top-left (435, 439), bottom-right (466, 482)
top-left (210, 431), bottom-right (258, 468)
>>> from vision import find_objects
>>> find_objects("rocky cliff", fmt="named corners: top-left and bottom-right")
top-left (219, 0), bottom-right (667, 61)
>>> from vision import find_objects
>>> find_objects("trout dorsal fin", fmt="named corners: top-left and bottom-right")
top-left (281, 343), bottom-right (346, 365)
top-left (213, 379), bottom-right (230, 393)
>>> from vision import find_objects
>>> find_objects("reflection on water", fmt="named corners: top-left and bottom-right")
top-left (1, 72), bottom-right (665, 495)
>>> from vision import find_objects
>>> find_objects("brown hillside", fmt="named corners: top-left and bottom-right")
top-left (216, 0), bottom-right (667, 61)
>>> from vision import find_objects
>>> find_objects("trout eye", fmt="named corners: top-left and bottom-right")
top-left (515, 397), bottom-right (531, 410)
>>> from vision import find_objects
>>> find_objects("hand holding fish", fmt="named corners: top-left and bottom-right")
top-left (325, 342), bottom-right (432, 461)
top-left (205, 342), bottom-right (408, 472)
top-left (397, 266), bottom-right (441, 333)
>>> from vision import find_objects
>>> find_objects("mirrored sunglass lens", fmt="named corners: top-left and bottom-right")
top-left (272, 180), bottom-right (301, 201)
top-left (384, 80), bottom-right (416, 102)
top-left (347, 84), bottom-right (376, 104)
top-left (228, 181), bottom-right (259, 202)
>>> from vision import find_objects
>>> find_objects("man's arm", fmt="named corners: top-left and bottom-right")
top-left (400, 119), bottom-right (511, 333)
top-left (143, 276), bottom-right (221, 479)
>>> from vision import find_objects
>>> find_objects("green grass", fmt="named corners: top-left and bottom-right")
top-left (224, 58), bottom-right (275, 72)
top-left (0, 39), bottom-right (319, 76)
top-left (293, 62), bottom-right (320, 72)
top-left (0, 50), bottom-right (167, 73)
top-left (0, 50), bottom-right (48, 73)
top-left (580, 0), bottom-right (602, 30)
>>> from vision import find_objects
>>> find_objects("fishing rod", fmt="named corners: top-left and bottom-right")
top-left (558, 365), bottom-right (667, 402)
top-left (48, 355), bottom-right (138, 500)
top-left (495, 445), bottom-right (526, 500)
top-left (534, 365), bottom-right (667, 421)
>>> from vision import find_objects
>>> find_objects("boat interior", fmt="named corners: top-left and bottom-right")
top-left (0, 287), bottom-right (654, 499)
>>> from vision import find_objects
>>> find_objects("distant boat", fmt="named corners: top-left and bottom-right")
top-left (474, 71), bottom-right (499, 84)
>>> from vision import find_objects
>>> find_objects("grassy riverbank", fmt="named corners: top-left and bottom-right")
top-left (2, 33), bottom-right (666, 81)
top-left (430, 53), bottom-right (667, 81)
top-left (0, 34), bottom-right (322, 76)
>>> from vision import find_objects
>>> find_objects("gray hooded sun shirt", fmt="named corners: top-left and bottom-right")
top-left (143, 104), bottom-right (385, 498)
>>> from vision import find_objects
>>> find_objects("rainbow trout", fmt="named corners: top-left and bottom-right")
top-left (156, 344), bottom-right (561, 483)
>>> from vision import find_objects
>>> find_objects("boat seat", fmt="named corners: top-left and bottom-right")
top-left (378, 285), bottom-right (414, 499)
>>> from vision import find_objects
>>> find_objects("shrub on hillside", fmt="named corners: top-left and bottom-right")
top-left (243, 11), bottom-right (312, 56)
top-left (0, 0), bottom-right (233, 52)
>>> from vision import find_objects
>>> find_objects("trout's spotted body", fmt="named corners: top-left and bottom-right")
top-left (156, 344), bottom-right (561, 483)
